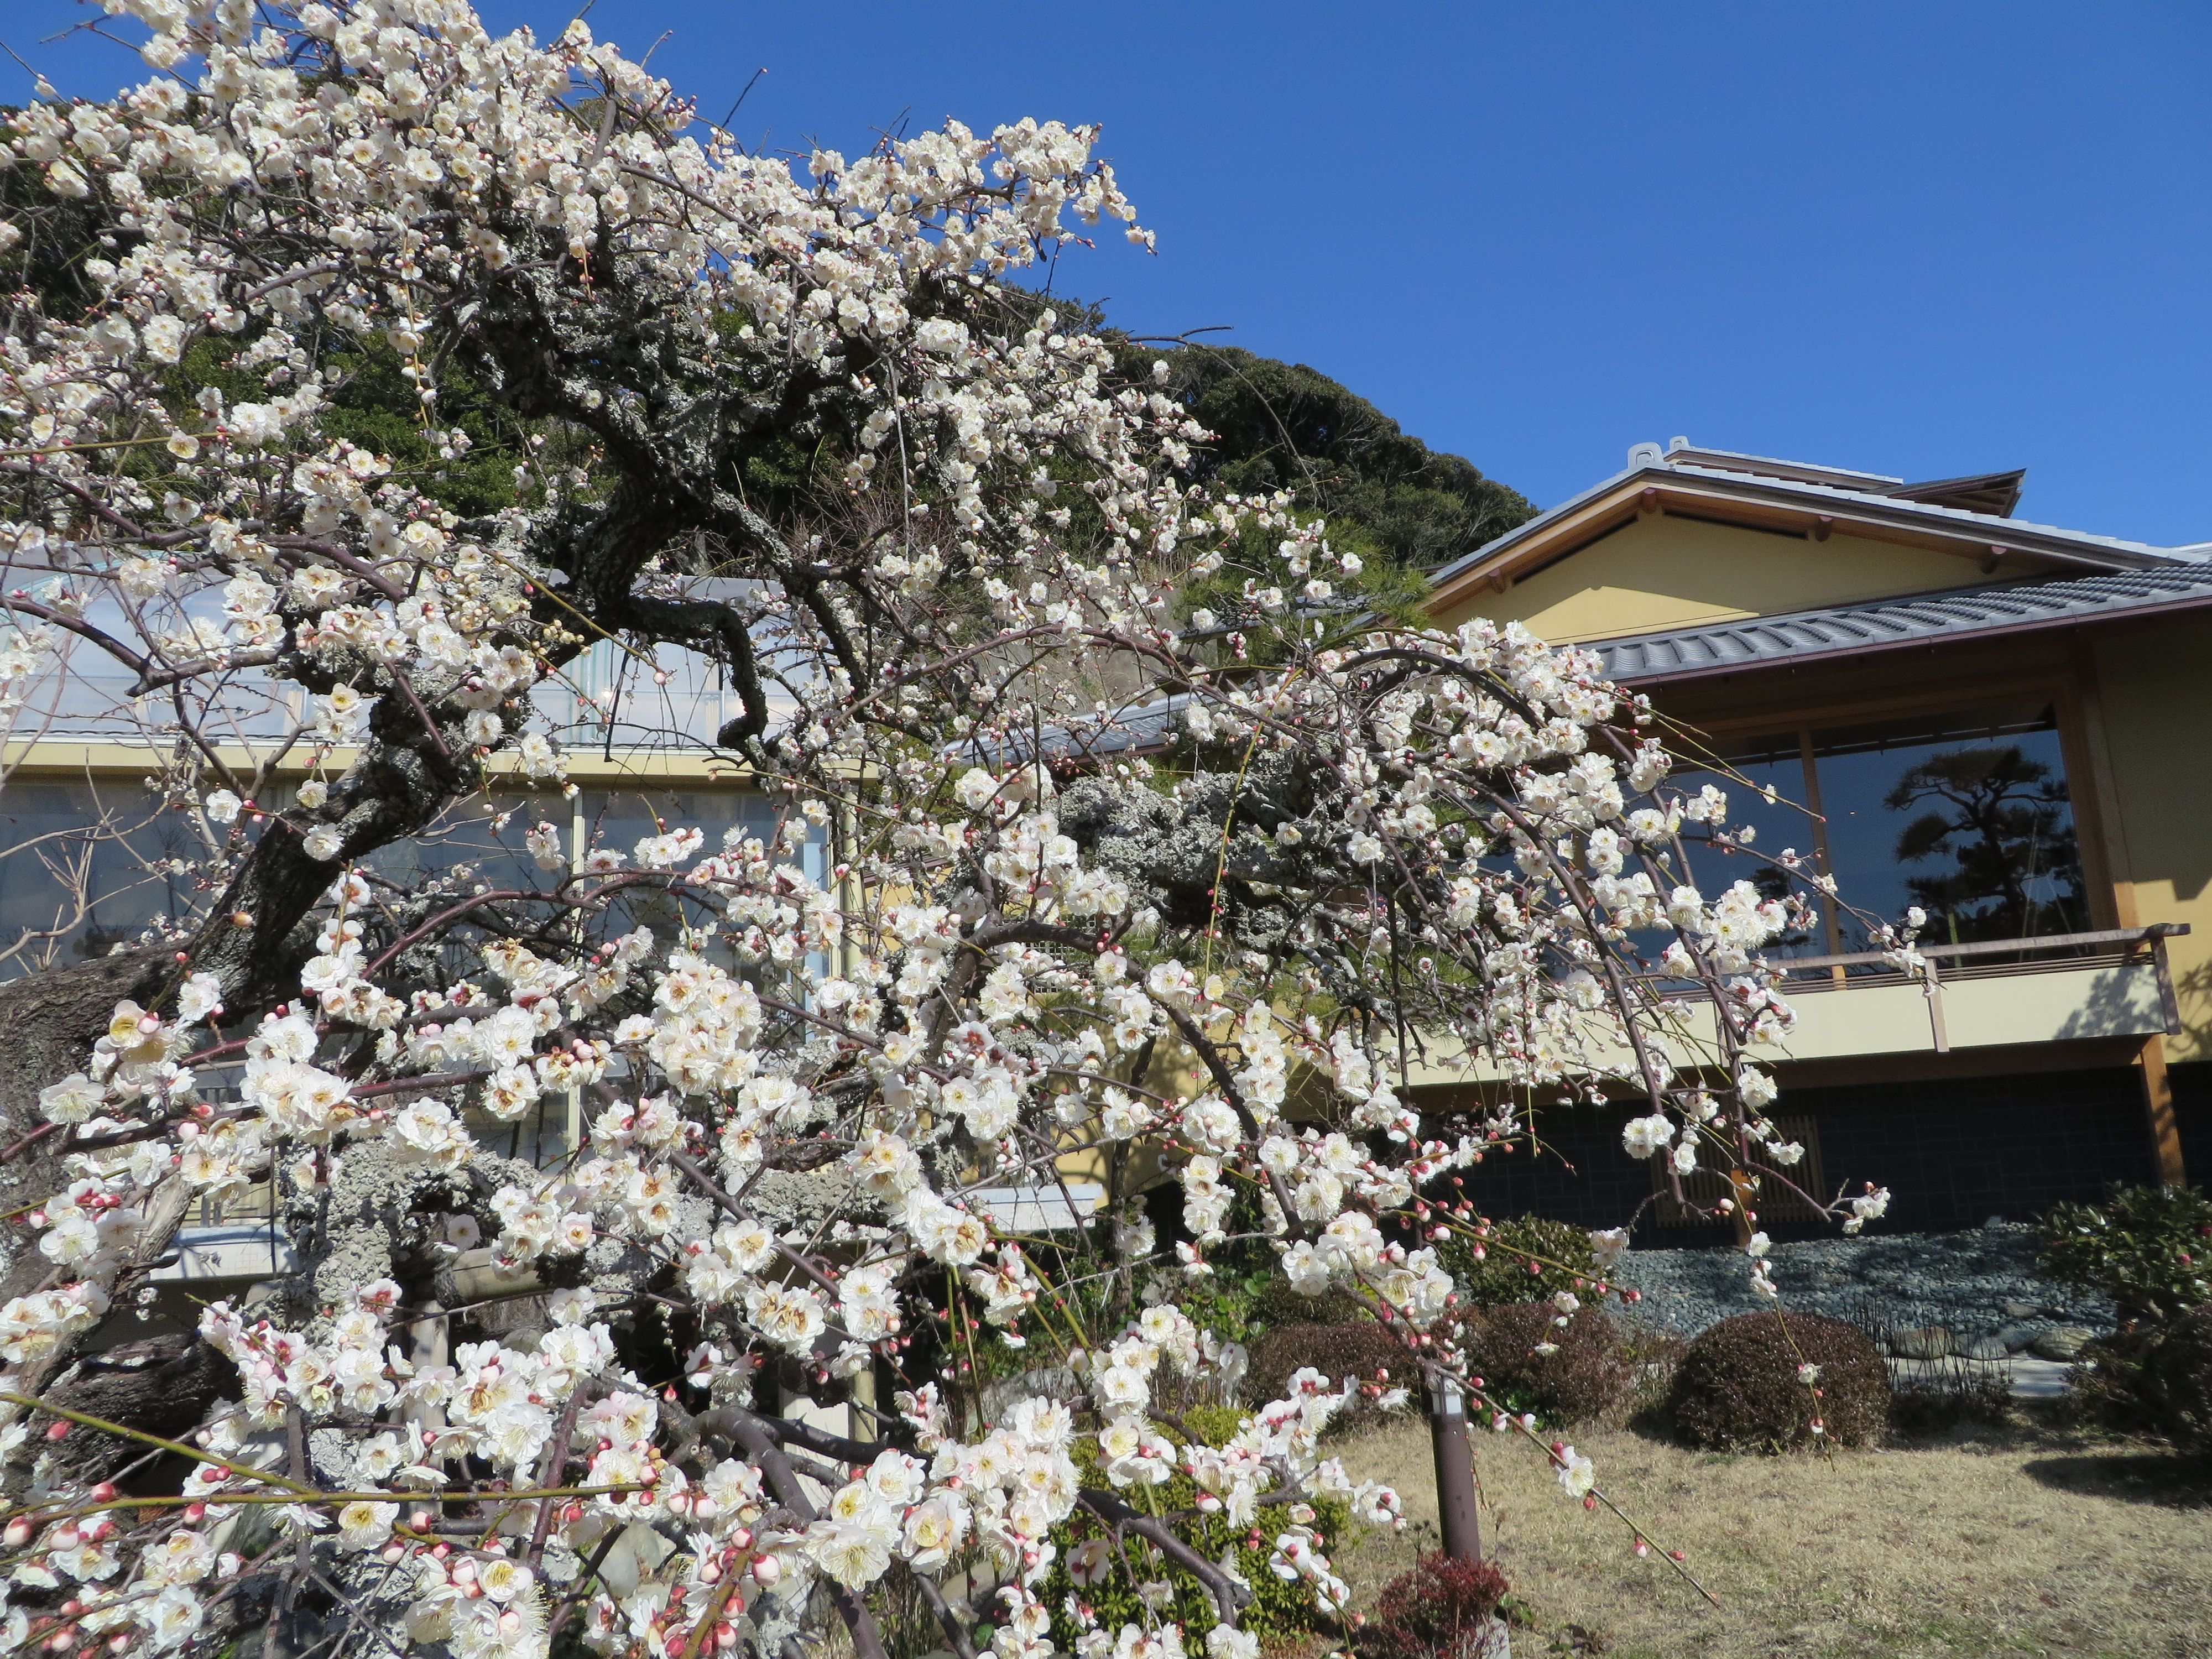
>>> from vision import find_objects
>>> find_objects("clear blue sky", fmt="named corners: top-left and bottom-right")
top-left (12, 2), bottom-right (2210, 545)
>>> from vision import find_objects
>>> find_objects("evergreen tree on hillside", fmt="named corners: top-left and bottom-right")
top-left (1137, 343), bottom-right (1537, 573)
top-left (1092, 335), bottom-right (1536, 636)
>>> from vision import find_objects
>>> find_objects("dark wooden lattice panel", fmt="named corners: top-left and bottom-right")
top-left (1651, 1113), bottom-right (1826, 1226)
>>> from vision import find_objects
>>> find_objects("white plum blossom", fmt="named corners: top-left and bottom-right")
top-left (1556, 1446), bottom-right (1597, 1500)
top-left (0, 3), bottom-right (1887, 1651)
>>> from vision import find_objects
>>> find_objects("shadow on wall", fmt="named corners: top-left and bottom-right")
top-left (2171, 959), bottom-right (2212, 1066)
top-left (1440, 1067), bottom-right (2159, 1245)
top-left (2052, 956), bottom-right (2177, 1045)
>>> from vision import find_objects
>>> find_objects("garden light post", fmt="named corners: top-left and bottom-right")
top-left (1429, 1366), bottom-right (1484, 1561)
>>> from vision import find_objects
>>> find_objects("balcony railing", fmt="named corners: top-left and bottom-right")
top-left (1765, 924), bottom-right (2188, 1053)
top-left (1409, 923), bottom-right (2192, 1089)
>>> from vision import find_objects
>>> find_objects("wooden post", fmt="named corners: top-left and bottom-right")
top-left (1428, 1369), bottom-right (1483, 1562)
top-left (1729, 1167), bottom-right (1756, 1248)
top-left (2140, 1035), bottom-right (2187, 1186)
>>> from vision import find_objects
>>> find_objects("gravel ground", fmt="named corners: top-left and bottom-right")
top-left (1608, 1222), bottom-right (2114, 1352)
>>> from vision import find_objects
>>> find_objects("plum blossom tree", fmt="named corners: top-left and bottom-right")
top-left (0, 4), bottom-right (1891, 1658)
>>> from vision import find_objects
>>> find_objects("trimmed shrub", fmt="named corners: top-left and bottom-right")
top-left (1670, 1311), bottom-right (1890, 1451)
top-left (2062, 1307), bottom-right (2212, 1451)
top-left (1439, 1215), bottom-right (1600, 1307)
top-left (1457, 1303), bottom-right (1634, 1428)
top-left (1356, 1552), bottom-right (1512, 1659)
top-left (1245, 1320), bottom-right (1410, 1410)
top-left (2140, 1301), bottom-right (2212, 1452)
top-left (2038, 1182), bottom-right (2212, 1326)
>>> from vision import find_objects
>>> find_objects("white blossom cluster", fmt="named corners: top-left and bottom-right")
top-left (0, 614), bottom-right (1848, 1651)
top-left (0, 1), bottom-right (1880, 1653)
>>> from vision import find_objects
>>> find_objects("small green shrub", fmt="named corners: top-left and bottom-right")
top-left (1355, 1552), bottom-right (1512, 1658)
top-left (1670, 1311), bottom-right (1890, 1451)
top-left (1438, 1215), bottom-right (1600, 1307)
top-left (1039, 1404), bottom-right (1352, 1656)
top-left (2141, 1301), bottom-right (2212, 1452)
top-left (2038, 1182), bottom-right (2212, 1326)
top-left (2059, 1327), bottom-right (2163, 1436)
top-left (1457, 1303), bottom-right (1634, 1428)
top-left (2065, 1309), bottom-right (2212, 1452)
top-left (1245, 1320), bottom-right (1410, 1411)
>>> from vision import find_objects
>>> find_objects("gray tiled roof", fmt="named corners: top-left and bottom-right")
top-left (1594, 566), bottom-right (2212, 683)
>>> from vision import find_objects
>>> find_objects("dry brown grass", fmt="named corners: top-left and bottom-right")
top-left (1325, 1411), bottom-right (2212, 1659)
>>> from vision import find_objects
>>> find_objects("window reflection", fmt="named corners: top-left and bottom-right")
top-left (0, 780), bottom-right (207, 977)
top-left (357, 791), bottom-right (561, 980)
top-left (582, 785), bottom-right (778, 868)
top-left (1672, 733), bottom-right (1827, 959)
top-left (1653, 698), bottom-right (2092, 975)
top-left (364, 791), bottom-right (549, 898)
top-left (581, 786), bottom-right (805, 971)
top-left (1811, 704), bottom-right (2086, 951)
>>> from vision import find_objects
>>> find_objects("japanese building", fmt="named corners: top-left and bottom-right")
top-left (1416, 439), bottom-right (2212, 1237)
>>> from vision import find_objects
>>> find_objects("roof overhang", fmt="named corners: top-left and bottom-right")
top-left (1428, 463), bottom-right (2180, 618)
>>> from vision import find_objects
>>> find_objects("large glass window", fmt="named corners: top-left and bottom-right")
top-left (1677, 698), bottom-right (2091, 960)
top-left (1809, 702), bottom-right (2088, 951)
top-left (582, 784), bottom-right (779, 869)
top-left (363, 790), bottom-right (551, 899)
top-left (580, 785), bottom-right (815, 968)
top-left (0, 779), bottom-right (206, 977)
top-left (1668, 731), bottom-right (1829, 961)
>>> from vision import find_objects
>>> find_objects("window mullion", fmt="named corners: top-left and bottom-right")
top-left (1798, 724), bottom-right (1847, 969)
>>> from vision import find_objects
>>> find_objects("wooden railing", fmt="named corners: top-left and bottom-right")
top-left (1766, 924), bottom-right (2190, 1050)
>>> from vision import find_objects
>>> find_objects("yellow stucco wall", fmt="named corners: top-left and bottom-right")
top-left (1431, 514), bottom-right (2004, 642)
top-left (2090, 615), bottom-right (2212, 1061)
